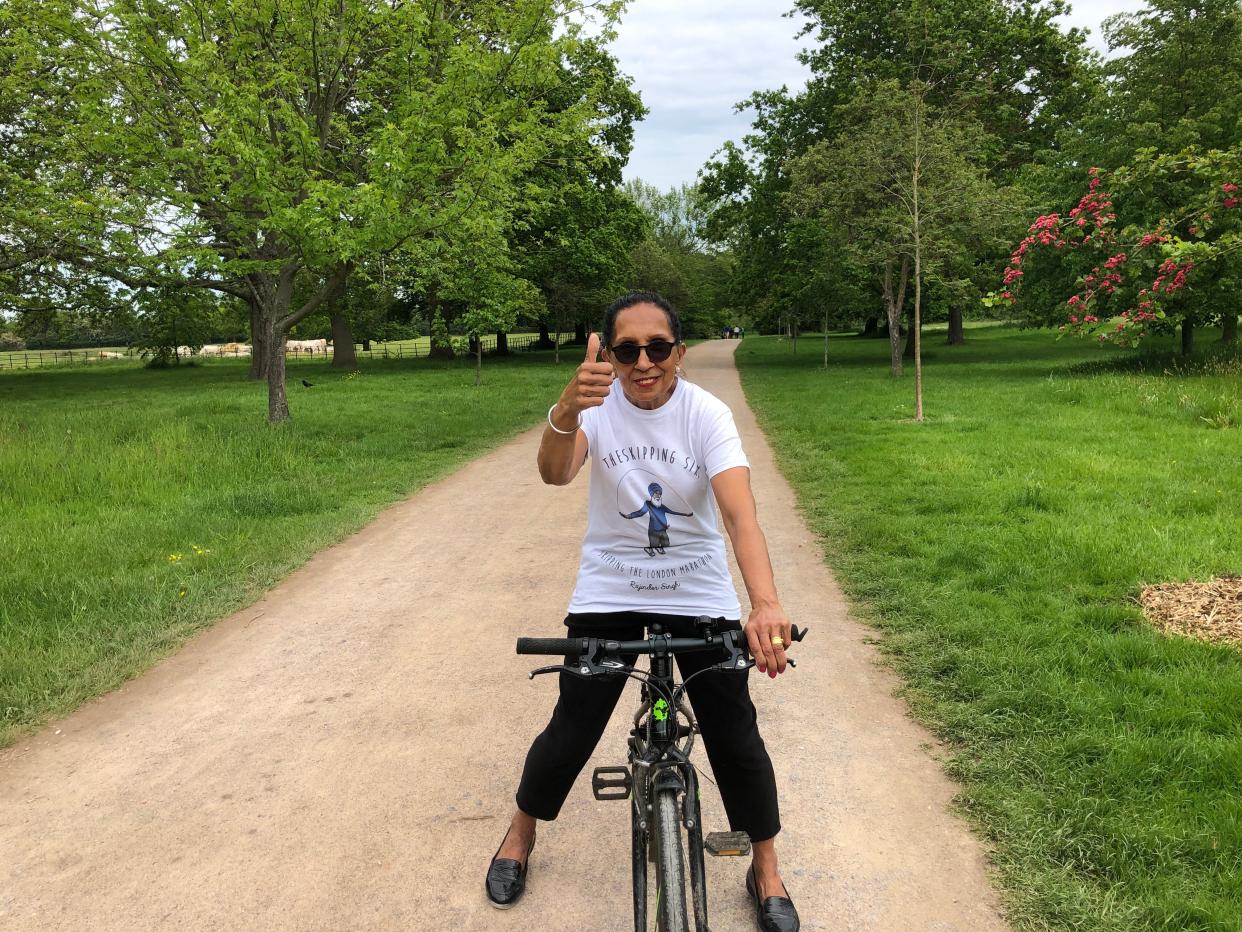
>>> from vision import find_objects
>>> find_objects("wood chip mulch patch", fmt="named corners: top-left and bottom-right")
top-left (1140, 576), bottom-right (1242, 647)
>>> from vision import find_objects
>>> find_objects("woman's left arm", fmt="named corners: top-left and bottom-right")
top-left (711, 465), bottom-right (791, 678)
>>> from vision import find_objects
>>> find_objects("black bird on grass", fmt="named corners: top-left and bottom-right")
top-left (301, 379), bottom-right (314, 388)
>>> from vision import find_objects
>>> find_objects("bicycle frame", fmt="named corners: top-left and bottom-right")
top-left (627, 622), bottom-right (709, 931)
top-left (516, 618), bottom-right (805, 932)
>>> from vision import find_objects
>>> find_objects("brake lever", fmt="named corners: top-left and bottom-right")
top-left (528, 664), bottom-right (567, 679)
top-left (529, 654), bottom-right (634, 680)
top-left (716, 630), bottom-right (755, 672)
top-left (718, 627), bottom-right (806, 672)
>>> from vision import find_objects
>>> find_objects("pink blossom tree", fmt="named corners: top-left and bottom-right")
top-left (997, 145), bottom-right (1241, 353)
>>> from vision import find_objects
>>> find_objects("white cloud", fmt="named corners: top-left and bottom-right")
top-left (611, 0), bottom-right (811, 189)
top-left (611, 0), bottom-right (1149, 190)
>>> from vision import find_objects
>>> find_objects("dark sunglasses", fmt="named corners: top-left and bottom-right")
top-left (608, 339), bottom-right (676, 365)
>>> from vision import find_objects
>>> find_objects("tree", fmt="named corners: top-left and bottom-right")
top-left (792, 80), bottom-right (1014, 414)
top-left (623, 181), bottom-right (738, 337)
top-left (509, 37), bottom-right (646, 356)
top-left (999, 148), bottom-right (1242, 351)
top-left (699, 0), bottom-right (1094, 338)
top-left (793, 0), bottom-right (1097, 175)
top-left (1096, 0), bottom-right (1242, 163)
top-left (5, 0), bottom-right (621, 421)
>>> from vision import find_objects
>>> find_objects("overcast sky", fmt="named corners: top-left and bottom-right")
top-left (610, 1), bottom-right (1149, 190)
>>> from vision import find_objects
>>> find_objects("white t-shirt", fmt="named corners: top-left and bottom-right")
top-left (568, 377), bottom-right (749, 617)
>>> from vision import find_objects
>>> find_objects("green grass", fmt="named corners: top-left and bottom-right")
top-left (0, 353), bottom-right (572, 746)
top-left (737, 328), bottom-right (1242, 931)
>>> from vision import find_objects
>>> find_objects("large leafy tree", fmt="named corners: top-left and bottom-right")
top-left (1009, 0), bottom-right (1242, 346)
top-left (700, 0), bottom-right (1092, 341)
top-left (510, 38), bottom-right (647, 351)
top-left (4, 0), bottom-right (620, 420)
top-left (623, 181), bottom-right (738, 337)
top-left (1097, 0), bottom-right (1242, 162)
top-left (791, 81), bottom-right (1014, 390)
top-left (1000, 146), bottom-right (1241, 352)
top-left (794, 0), bottom-right (1096, 172)
top-left (1077, 0), bottom-right (1240, 346)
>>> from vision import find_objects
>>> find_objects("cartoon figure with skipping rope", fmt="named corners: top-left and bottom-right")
top-left (620, 483), bottom-right (693, 556)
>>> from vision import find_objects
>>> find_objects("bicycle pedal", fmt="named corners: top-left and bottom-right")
top-left (591, 766), bottom-right (632, 800)
top-left (704, 830), bottom-right (751, 857)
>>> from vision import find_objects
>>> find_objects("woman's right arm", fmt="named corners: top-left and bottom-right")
top-left (538, 334), bottom-right (614, 486)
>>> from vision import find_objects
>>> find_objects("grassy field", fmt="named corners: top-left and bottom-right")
top-left (0, 352), bottom-right (573, 746)
top-left (737, 328), bottom-right (1242, 931)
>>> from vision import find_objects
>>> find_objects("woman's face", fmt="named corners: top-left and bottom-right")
top-left (606, 303), bottom-right (687, 410)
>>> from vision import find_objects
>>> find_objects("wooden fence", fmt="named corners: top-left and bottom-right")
top-left (0, 332), bottom-right (559, 370)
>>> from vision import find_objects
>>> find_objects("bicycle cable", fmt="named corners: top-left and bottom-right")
top-left (672, 664), bottom-right (735, 707)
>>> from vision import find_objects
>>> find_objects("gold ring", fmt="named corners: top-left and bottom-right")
top-left (770, 636), bottom-right (784, 647)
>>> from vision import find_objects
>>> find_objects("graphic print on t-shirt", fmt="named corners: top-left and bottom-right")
top-left (615, 468), bottom-right (694, 557)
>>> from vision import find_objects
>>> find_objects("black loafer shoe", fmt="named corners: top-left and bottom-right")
top-left (485, 833), bottom-right (535, 909)
top-left (746, 864), bottom-right (800, 932)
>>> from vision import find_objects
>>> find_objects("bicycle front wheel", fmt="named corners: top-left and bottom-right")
top-left (654, 786), bottom-right (689, 932)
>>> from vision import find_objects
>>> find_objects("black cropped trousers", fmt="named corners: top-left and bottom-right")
top-left (515, 612), bottom-right (781, 843)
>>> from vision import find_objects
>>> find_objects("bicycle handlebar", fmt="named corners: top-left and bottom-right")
top-left (515, 625), bottom-right (808, 658)
top-left (516, 637), bottom-right (588, 656)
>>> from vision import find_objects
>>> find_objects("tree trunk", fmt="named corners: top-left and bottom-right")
top-left (329, 303), bottom-right (357, 368)
top-left (495, 331), bottom-right (509, 355)
top-left (914, 261), bottom-right (924, 422)
top-left (1222, 314), bottom-right (1238, 344)
top-left (474, 335), bottom-right (482, 386)
top-left (249, 298), bottom-right (269, 380)
top-left (882, 258), bottom-right (906, 377)
top-left (947, 306), bottom-right (964, 345)
top-left (264, 321), bottom-right (290, 422)
top-left (260, 262), bottom-right (348, 423)
top-left (573, 320), bottom-right (586, 344)
top-left (903, 306), bottom-right (917, 359)
top-left (536, 321), bottom-right (556, 350)
top-left (1181, 319), bottom-right (1195, 355)
top-left (823, 311), bottom-right (829, 368)
top-left (911, 95), bottom-right (925, 421)
top-left (862, 316), bottom-right (879, 338)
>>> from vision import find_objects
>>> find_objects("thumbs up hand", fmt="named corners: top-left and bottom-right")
top-left (550, 333), bottom-right (614, 430)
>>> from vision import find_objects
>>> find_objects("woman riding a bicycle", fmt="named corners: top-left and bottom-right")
top-left (487, 292), bottom-right (800, 932)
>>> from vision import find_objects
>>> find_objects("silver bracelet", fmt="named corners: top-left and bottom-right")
top-left (547, 404), bottom-right (581, 435)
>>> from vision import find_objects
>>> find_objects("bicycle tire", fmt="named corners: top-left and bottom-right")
top-left (654, 787), bottom-right (689, 932)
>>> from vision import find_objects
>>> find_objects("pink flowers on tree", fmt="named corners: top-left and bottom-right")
top-left (998, 151), bottom-right (1241, 348)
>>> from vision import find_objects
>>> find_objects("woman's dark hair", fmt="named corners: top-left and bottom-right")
top-left (602, 291), bottom-right (682, 347)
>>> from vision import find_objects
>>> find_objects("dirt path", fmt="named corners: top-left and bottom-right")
top-left (0, 340), bottom-right (1008, 931)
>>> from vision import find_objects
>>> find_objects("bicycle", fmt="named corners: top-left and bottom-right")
top-left (516, 617), bottom-right (807, 932)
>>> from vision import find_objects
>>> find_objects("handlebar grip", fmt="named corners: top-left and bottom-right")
top-left (516, 637), bottom-right (584, 656)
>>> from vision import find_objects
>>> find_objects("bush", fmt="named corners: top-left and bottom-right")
top-left (0, 330), bottom-right (25, 351)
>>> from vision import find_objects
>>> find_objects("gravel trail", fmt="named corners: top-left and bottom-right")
top-left (0, 340), bottom-right (1007, 931)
